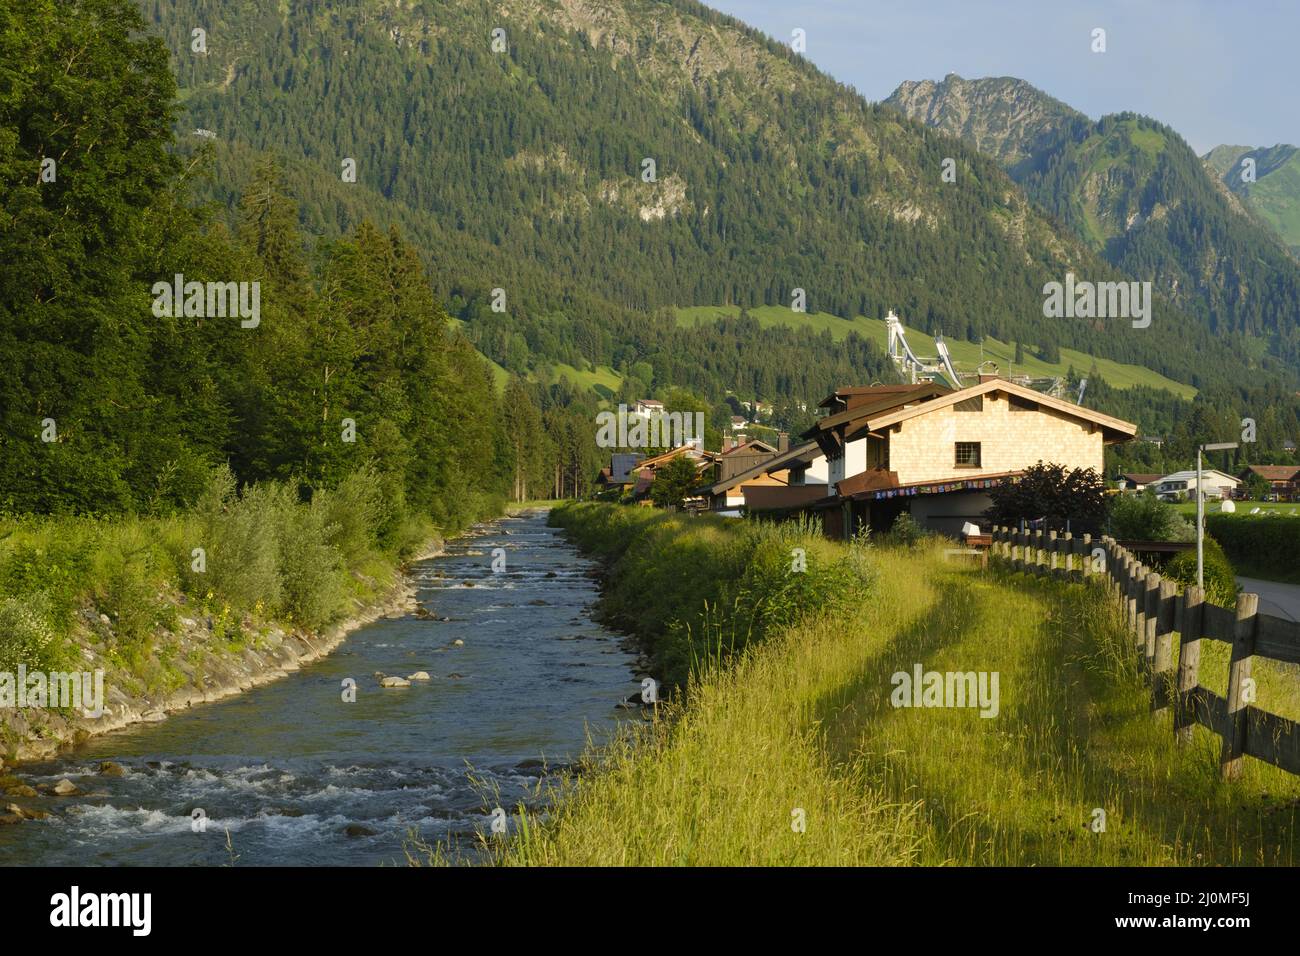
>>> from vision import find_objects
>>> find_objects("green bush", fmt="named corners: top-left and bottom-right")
top-left (89, 524), bottom-right (176, 646)
top-left (188, 468), bottom-right (283, 614)
top-left (0, 592), bottom-right (62, 673)
top-left (1205, 513), bottom-right (1300, 572)
top-left (1109, 491), bottom-right (1193, 541)
top-left (879, 512), bottom-right (926, 546)
top-left (274, 491), bottom-right (347, 630)
top-left (1166, 536), bottom-right (1238, 606)
top-left (315, 465), bottom-right (390, 562)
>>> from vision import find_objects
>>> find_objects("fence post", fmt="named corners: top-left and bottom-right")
top-left (1062, 531), bottom-right (1073, 579)
top-left (1142, 572), bottom-right (1161, 673)
top-left (1124, 556), bottom-right (1138, 636)
top-left (1033, 529), bottom-right (1043, 575)
top-left (1151, 578), bottom-right (1177, 713)
top-left (1048, 530), bottom-right (1058, 577)
top-left (1175, 586), bottom-right (1204, 745)
top-left (1221, 592), bottom-right (1260, 780)
top-left (1080, 533), bottom-right (1091, 583)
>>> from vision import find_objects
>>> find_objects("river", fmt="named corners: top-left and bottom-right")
top-left (0, 509), bottom-right (639, 866)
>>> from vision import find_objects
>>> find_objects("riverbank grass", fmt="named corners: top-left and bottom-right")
top-left (0, 466), bottom-right (437, 689)
top-left (478, 504), bottom-right (1300, 866)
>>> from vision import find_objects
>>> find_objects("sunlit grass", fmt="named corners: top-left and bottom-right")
top-left (455, 509), bottom-right (1300, 866)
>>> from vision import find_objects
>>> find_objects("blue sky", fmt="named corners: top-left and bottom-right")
top-left (707, 0), bottom-right (1298, 154)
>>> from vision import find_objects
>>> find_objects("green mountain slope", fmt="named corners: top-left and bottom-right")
top-left (1205, 144), bottom-right (1300, 257)
top-left (885, 75), bottom-right (1300, 366)
top-left (137, 0), bottom-right (1275, 403)
top-left (677, 305), bottom-right (1197, 399)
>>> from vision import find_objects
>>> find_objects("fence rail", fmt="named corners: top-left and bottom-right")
top-left (988, 526), bottom-right (1300, 780)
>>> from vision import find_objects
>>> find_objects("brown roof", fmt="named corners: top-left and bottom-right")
top-left (816, 382), bottom-right (949, 411)
top-left (695, 440), bottom-right (822, 496)
top-left (742, 484), bottom-right (831, 511)
top-left (804, 383), bottom-right (952, 438)
top-left (721, 439), bottom-right (777, 456)
top-left (1122, 473), bottom-right (1163, 485)
top-left (634, 445), bottom-right (719, 471)
top-left (1242, 465), bottom-right (1300, 481)
top-left (835, 467), bottom-right (899, 497)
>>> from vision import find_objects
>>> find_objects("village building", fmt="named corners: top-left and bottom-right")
top-left (798, 378), bottom-right (1137, 538)
top-left (595, 452), bottom-right (645, 493)
top-left (1118, 472), bottom-right (1164, 493)
top-left (1238, 464), bottom-right (1300, 502)
top-left (1153, 469), bottom-right (1239, 502)
top-left (627, 444), bottom-right (719, 504)
top-left (695, 435), bottom-right (831, 514)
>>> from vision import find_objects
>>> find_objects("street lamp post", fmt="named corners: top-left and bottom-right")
top-left (1197, 441), bottom-right (1238, 589)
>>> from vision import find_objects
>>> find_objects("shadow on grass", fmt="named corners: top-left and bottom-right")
top-left (808, 559), bottom-right (1300, 865)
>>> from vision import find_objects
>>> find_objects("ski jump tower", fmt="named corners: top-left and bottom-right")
top-left (884, 309), bottom-right (1086, 404)
top-left (884, 310), bottom-right (962, 388)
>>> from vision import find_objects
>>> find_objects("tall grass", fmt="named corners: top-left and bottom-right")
top-left (464, 504), bottom-right (1300, 867)
top-left (0, 464), bottom-right (439, 682)
top-left (553, 504), bottom-right (872, 690)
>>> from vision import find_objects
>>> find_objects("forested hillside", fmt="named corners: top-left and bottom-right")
top-left (0, 0), bottom-right (510, 518)
top-left (138, 0), bottom-right (1275, 402)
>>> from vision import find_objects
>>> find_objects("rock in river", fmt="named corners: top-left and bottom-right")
top-left (52, 779), bottom-right (81, 796)
top-left (379, 676), bottom-right (411, 688)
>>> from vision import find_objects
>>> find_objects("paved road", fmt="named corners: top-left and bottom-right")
top-left (1237, 576), bottom-right (1300, 622)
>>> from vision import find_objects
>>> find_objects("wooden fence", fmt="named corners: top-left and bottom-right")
top-left (988, 526), bottom-right (1300, 780)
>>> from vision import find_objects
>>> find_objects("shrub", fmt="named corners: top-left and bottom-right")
top-left (1166, 536), bottom-right (1238, 606)
top-left (273, 491), bottom-right (346, 630)
top-left (985, 462), bottom-right (1107, 534)
top-left (1109, 491), bottom-right (1193, 541)
top-left (315, 465), bottom-right (390, 562)
top-left (89, 524), bottom-right (176, 645)
top-left (188, 468), bottom-right (283, 614)
top-left (0, 592), bottom-right (62, 673)
top-left (1206, 513), bottom-right (1300, 571)
top-left (880, 512), bottom-right (927, 547)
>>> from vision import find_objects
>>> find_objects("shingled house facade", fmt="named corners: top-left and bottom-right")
top-left (801, 378), bottom-right (1137, 537)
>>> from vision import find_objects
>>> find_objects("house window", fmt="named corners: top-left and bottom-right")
top-left (954, 395), bottom-right (983, 412)
top-left (955, 442), bottom-right (981, 467)
top-left (1009, 395), bottom-right (1037, 412)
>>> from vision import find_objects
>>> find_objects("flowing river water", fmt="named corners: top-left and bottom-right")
top-left (0, 509), bottom-right (640, 866)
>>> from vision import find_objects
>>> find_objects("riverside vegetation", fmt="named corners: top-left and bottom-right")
top-left (0, 466), bottom-right (429, 690)
top-left (427, 503), bottom-right (1300, 866)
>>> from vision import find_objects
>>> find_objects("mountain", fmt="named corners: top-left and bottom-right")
top-left (1205, 144), bottom-right (1300, 257)
top-left (134, 0), bottom-right (1284, 406)
top-left (886, 74), bottom-right (1300, 365)
top-left (884, 74), bottom-right (1085, 174)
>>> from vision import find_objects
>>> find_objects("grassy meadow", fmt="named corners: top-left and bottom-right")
top-left (676, 304), bottom-right (1198, 399)
top-left (437, 503), bottom-right (1300, 866)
